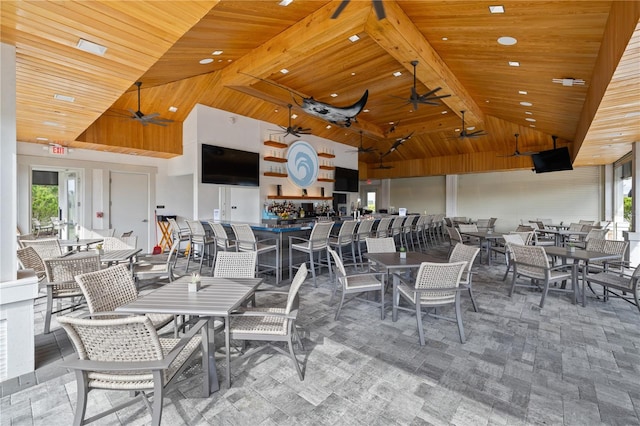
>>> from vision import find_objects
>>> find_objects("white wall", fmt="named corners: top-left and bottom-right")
top-left (388, 176), bottom-right (446, 214)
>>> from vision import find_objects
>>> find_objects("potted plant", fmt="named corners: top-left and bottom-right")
top-left (188, 273), bottom-right (201, 292)
top-left (95, 243), bottom-right (104, 255)
top-left (567, 243), bottom-right (575, 253)
top-left (399, 245), bottom-right (407, 259)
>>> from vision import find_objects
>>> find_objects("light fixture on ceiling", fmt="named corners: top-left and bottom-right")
top-left (520, 101), bottom-right (533, 106)
top-left (518, 90), bottom-right (528, 95)
top-left (330, 93), bottom-right (338, 97)
top-left (552, 78), bottom-right (585, 86)
top-left (36, 137), bottom-right (48, 141)
top-left (53, 94), bottom-right (75, 103)
top-left (280, 68), bottom-right (289, 74)
top-left (349, 35), bottom-right (360, 42)
top-left (212, 50), bottom-right (223, 55)
top-left (168, 106), bottom-right (178, 113)
top-left (497, 36), bottom-right (517, 46)
top-left (525, 111), bottom-right (533, 115)
top-left (326, 125), bottom-right (332, 129)
top-left (76, 38), bottom-right (107, 56)
top-left (508, 61), bottom-right (520, 67)
top-left (351, 72), bottom-right (356, 76)
top-left (363, 109), bottom-right (370, 113)
top-left (393, 71), bottom-right (402, 77)
top-left (43, 121), bottom-right (59, 127)
top-left (526, 118), bottom-right (536, 122)
top-left (441, 111), bottom-right (448, 114)
top-left (442, 37), bottom-right (448, 41)
top-left (199, 58), bottom-right (214, 64)
top-left (279, 0), bottom-right (293, 6)
top-left (291, 113), bottom-right (298, 119)
top-left (489, 5), bottom-right (505, 13)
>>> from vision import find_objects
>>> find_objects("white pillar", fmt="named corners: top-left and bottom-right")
top-left (0, 42), bottom-right (39, 381)
top-left (624, 142), bottom-right (640, 267)
top-left (445, 175), bottom-right (458, 218)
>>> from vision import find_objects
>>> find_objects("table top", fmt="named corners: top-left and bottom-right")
top-left (58, 238), bottom-right (103, 247)
top-left (115, 276), bottom-right (263, 317)
top-left (458, 231), bottom-right (503, 239)
top-left (544, 246), bottom-right (622, 262)
top-left (364, 251), bottom-right (437, 269)
top-left (66, 248), bottom-right (142, 262)
top-left (537, 229), bottom-right (588, 236)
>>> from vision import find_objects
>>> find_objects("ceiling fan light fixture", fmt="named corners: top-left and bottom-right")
top-left (76, 38), bottom-right (107, 56)
top-left (489, 5), bottom-right (505, 14)
top-left (497, 36), bottom-right (517, 46)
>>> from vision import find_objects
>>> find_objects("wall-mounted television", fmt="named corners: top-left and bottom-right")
top-left (334, 167), bottom-right (359, 192)
top-left (201, 144), bottom-right (259, 186)
top-left (531, 147), bottom-right (573, 174)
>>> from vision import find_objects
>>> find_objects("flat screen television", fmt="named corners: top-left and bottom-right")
top-left (334, 167), bottom-right (359, 192)
top-left (201, 144), bottom-right (259, 186)
top-left (531, 147), bottom-right (573, 174)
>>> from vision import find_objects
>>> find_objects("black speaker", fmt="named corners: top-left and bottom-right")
top-left (276, 184), bottom-right (282, 196)
top-left (321, 187), bottom-right (325, 197)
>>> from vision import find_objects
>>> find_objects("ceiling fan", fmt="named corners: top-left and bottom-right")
top-left (391, 61), bottom-right (450, 110)
top-left (497, 133), bottom-right (538, 157)
top-left (453, 110), bottom-right (487, 139)
top-left (271, 104), bottom-right (312, 138)
top-left (331, 0), bottom-right (385, 20)
top-left (374, 153), bottom-right (393, 169)
top-left (346, 130), bottom-right (377, 154)
top-left (128, 82), bottom-right (174, 126)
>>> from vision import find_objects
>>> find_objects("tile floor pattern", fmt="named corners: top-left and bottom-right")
top-left (2, 241), bottom-right (640, 425)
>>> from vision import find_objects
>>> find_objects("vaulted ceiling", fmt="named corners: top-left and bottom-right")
top-left (2, 1), bottom-right (639, 179)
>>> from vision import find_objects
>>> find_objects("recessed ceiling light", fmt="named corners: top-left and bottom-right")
top-left (43, 121), bottom-right (59, 127)
top-left (212, 50), bottom-right (223, 55)
top-left (279, 0), bottom-right (293, 6)
top-left (467, 126), bottom-right (476, 131)
top-left (485, 100), bottom-right (490, 103)
top-left (199, 58), bottom-right (214, 64)
top-left (529, 124), bottom-right (536, 128)
top-left (326, 125), bottom-right (332, 129)
top-left (349, 35), bottom-right (360, 42)
top-left (489, 5), bottom-right (505, 13)
top-left (363, 109), bottom-right (370, 113)
top-left (76, 38), bottom-right (107, 56)
top-left (291, 113), bottom-right (298, 119)
top-left (441, 111), bottom-right (448, 114)
top-left (525, 111), bottom-right (533, 115)
top-left (526, 118), bottom-right (536, 122)
top-left (168, 106), bottom-right (178, 113)
top-left (351, 72), bottom-right (356, 76)
top-left (508, 61), bottom-right (520, 67)
top-left (520, 101), bottom-right (533, 106)
top-left (36, 137), bottom-right (48, 141)
top-left (280, 68), bottom-right (289, 74)
top-left (552, 78), bottom-right (585, 86)
top-left (53, 94), bottom-right (75, 102)
top-left (330, 93), bottom-right (338, 97)
top-left (518, 90), bottom-right (528, 95)
top-left (393, 71), bottom-right (402, 77)
top-left (442, 37), bottom-right (448, 41)
top-left (497, 36), bottom-right (517, 46)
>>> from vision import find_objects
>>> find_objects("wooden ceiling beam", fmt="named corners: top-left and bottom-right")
top-left (364, 0), bottom-right (484, 126)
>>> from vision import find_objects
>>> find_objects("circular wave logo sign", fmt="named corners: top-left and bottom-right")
top-left (286, 141), bottom-right (318, 188)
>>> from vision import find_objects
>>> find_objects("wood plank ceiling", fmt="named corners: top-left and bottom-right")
top-left (2, 1), bottom-right (639, 178)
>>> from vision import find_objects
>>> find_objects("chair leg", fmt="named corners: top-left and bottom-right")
top-left (308, 251), bottom-right (317, 287)
top-left (509, 266), bottom-right (517, 297)
top-left (455, 294), bottom-right (466, 343)
top-left (539, 281), bottom-right (550, 308)
top-left (326, 248), bottom-right (333, 282)
top-left (335, 287), bottom-right (346, 320)
top-left (416, 302), bottom-right (426, 346)
top-left (380, 286), bottom-right (385, 320)
top-left (287, 334), bottom-right (304, 381)
top-left (72, 370), bottom-right (89, 426)
top-left (151, 371), bottom-right (164, 426)
top-left (467, 284), bottom-right (478, 312)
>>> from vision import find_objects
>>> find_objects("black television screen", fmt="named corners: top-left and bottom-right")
top-left (201, 144), bottom-right (259, 186)
top-left (531, 147), bottom-right (573, 173)
top-left (334, 167), bottom-right (359, 192)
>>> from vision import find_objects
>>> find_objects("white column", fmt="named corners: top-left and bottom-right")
top-left (0, 42), bottom-right (39, 381)
top-left (445, 175), bottom-right (458, 218)
top-left (603, 164), bottom-right (613, 222)
top-left (625, 143), bottom-right (640, 266)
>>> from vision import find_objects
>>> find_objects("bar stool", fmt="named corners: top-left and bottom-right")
top-left (231, 223), bottom-right (280, 284)
top-left (185, 220), bottom-right (215, 274)
top-left (289, 221), bottom-right (334, 287)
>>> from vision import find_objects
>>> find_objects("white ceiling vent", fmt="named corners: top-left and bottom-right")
top-left (552, 78), bottom-right (585, 87)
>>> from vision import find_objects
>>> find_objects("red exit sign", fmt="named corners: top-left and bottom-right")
top-left (49, 145), bottom-right (67, 155)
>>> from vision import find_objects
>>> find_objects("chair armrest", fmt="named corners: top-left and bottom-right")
top-left (289, 236), bottom-right (310, 244)
top-left (256, 237), bottom-right (278, 246)
top-left (345, 271), bottom-right (387, 281)
top-left (234, 238), bottom-right (258, 250)
top-left (231, 309), bottom-right (297, 320)
top-left (548, 264), bottom-right (573, 273)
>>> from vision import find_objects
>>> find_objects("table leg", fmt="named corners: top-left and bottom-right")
top-left (486, 239), bottom-right (492, 266)
top-left (392, 274), bottom-right (399, 322)
top-left (572, 263), bottom-right (578, 305)
top-left (581, 261), bottom-right (589, 307)
top-left (202, 318), bottom-right (219, 396)
top-left (225, 316), bottom-right (231, 388)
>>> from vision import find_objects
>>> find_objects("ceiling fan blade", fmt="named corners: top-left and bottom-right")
top-left (465, 129), bottom-right (488, 138)
top-left (330, 0), bottom-right (350, 19)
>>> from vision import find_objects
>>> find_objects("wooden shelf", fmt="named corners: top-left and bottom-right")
top-left (317, 178), bottom-right (335, 182)
top-left (268, 195), bottom-right (333, 200)
top-left (264, 172), bottom-right (288, 178)
top-left (317, 152), bottom-right (335, 158)
top-left (264, 140), bottom-right (288, 149)
top-left (319, 165), bottom-right (335, 170)
top-left (264, 156), bottom-right (287, 163)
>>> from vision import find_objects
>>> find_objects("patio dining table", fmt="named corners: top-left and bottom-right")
top-left (116, 276), bottom-right (263, 394)
top-left (544, 246), bottom-right (622, 307)
top-left (537, 228), bottom-right (588, 247)
top-left (458, 231), bottom-right (504, 265)
top-left (58, 238), bottom-right (103, 252)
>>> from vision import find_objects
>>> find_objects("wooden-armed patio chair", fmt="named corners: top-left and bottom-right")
top-left (59, 313), bottom-right (207, 426)
top-left (393, 261), bottom-right (467, 345)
